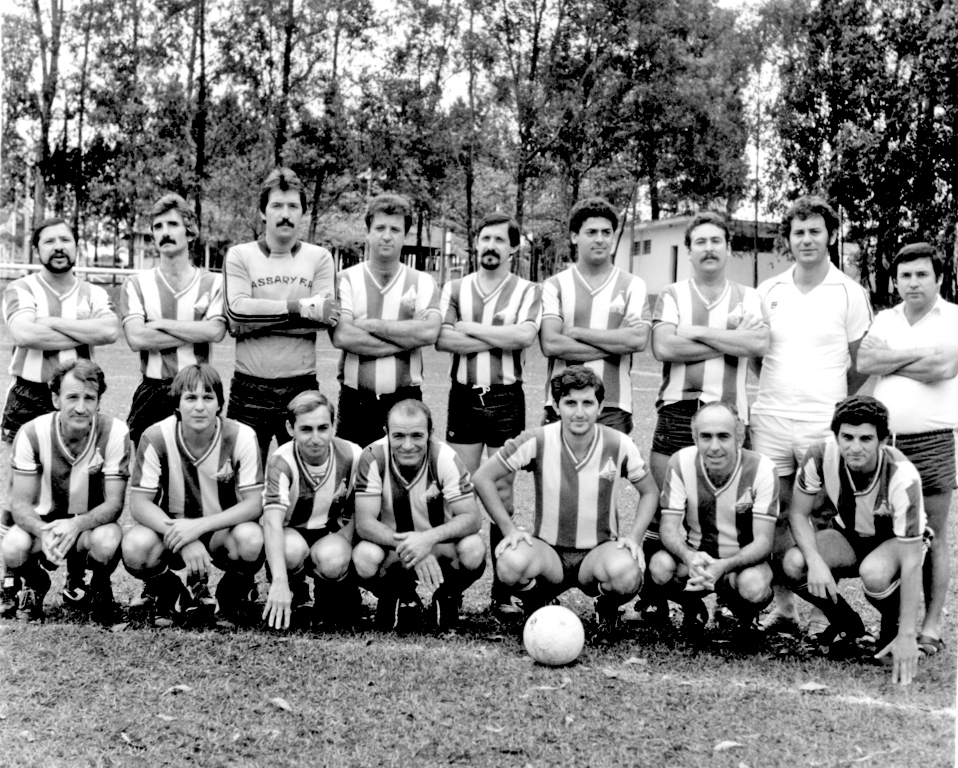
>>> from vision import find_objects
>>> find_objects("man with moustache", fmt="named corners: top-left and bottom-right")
top-left (121, 194), bottom-right (226, 446)
top-left (332, 194), bottom-right (442, 449)
top-left (436, 212), bottom-right (542, 618)
top-left (539, 197), bottom-right (651, 435)
top-left (638, 212), bottom-right (769, 625)
top-left (224, 168), bottom-right (339, 466)
top-left (0, 218), bottom-right (119, 616)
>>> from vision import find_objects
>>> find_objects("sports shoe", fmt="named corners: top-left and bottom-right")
top-left (16, 567), bottom-right (51, 624)
top-left (632, 598), bottom-right (671, 629)
top-left (216, 573), bottom-right (257, 629)
top-left (814, 618), bottom-right (873, 659)
top-left (128, 584), bottom-right (154, 609)
top-left (680, 599), bottom-right (709, 636)
top-left (375, 592), bottom-right (423, 632)
top-left (0, 572), bottom-right (21, 618)
top-left (62, 570), bottom-right (91, 608)
top-left (317, 583), bottom-right (362, 629)
top-left (184, 573), bottom-right (216, 623)
top-left (594, 595), bottom-right (621, 637)
top-left (492, 595), bottom-right (524, 620)
top-left (429, 592), bottom-right (462, 633)
top-left (290, 574), bottom-right (313, 612)
top-left (759, 608), bottom-right (801, 637)
top-left (88, 581), bottom-right (119, 625)
top-left (151, 571), bottom-right (189, 628)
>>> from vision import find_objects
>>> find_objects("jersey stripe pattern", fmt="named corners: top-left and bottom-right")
top-left (120, 268), bottom-right (225, 379)
top-left (12, 413), bottom-right (131, 519)
top-left (440, 273), bottom-right (542, 386)
top-left (3, 274), bottom-right (117, 383)
top-left (263, 437), bottom-right (362, 530)
top-left (796, 437), bottom-right (926, 542)
top-left (338, 263), bottom-right (441, 394)
top-left (354, 438), bottom-right (474, 533)
top-left (223, 240), bottom-right (335, 379)
top-left (132, 415), bottom-right (263, 519)
top-left (542, 266), bottom-right (651, 413)
top-left (653, 280), bottom-right (763, 421)
top-left (660, 447), bottom-right (779, 559)
top-left (495, 422), bottom-right (648, 549)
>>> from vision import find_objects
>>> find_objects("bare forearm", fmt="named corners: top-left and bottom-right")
top-left (201, 496), bottom-right (262, 533)
top-left (130, 495), bottom-right (174, 534)
top-left (653, 332), bottom-right (722, 363)
top-left (897, 551), bottom-right (921, 638)
top-left (436, 328), bottom-right (493, 354)
top-left (263, 513), bottom-right (289, 584)
top-left (568, 326), bottom-right (648, 354)
top-left (11, 501), bottom-right (45, 537)
top-left (427, 508), bottom-right (481, 544)
top-left (474, 473), bottom-right (518, 534)
top-left (360, 318), bottom-right (439, 348)
top-left (149, 319), bottom-right (226, 344)
top-left (124, 325), bottom-right (185, 351)
top-left (9, 322), bottom-right (85, 350)
top-left (680, 326), bottom-right (769, 357)
top-left (43, 317), bottom-right (118, 345)
top-left (356, 510), bottom-right (399, 549)
top-left (856, 346), bottom-right (931, 376)
top-left (718, 536), bottom-right (772, 572)
top-left (333, 323), bottom-right (405, 357)
top-left (540, 331), bottom-right (609, 361)
top-left (458, 322), bottom-right (536, 351)
top-left (660, 517), bottom-right (695, 565)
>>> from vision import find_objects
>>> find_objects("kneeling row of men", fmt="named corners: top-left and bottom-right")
top-left (1, 359), bottom-right (927, 685)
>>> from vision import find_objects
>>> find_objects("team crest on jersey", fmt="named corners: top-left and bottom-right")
top-left (873, 501), bottom-right (891, 517)
top-left (493, 311), bottom-right (516, 325)
top-left (332, 478), bottom-right (348, 501)
top-left (76, 296), bottom-right (92, 320)
top-left (87, 448), bottom-right (104, 475)
top-left (424, 482), bottom-right (441, 501)
top-left (599, 457), bottom-right (618, 480)
top-left (735, 489), bottom-right (754, 514)
top-left (400, 287), bottom-right (418, 312)
top-left (194, 293), bottom-right (210, 313)
top-left (214, 459), bottom-right (235, 482)
top-left (727, 303), bottom-right (744, 329)
top-left (608, 291), bottom-right (627, 316)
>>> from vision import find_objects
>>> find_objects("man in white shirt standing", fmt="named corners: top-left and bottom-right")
top-left (857, 242), bottom-right (958, 658)
top-left (750, 195), bottom-right (873, 635)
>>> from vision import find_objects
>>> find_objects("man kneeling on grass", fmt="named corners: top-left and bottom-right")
top-left (122, 364), bottom-right (265, 628)
top-left (649, 402), bottom-right (779, 639)
top-left (782, 395), bottom-right (929, 685)
top-left (352, 400), bottom-right (486, 632)
top-left (2, 360), bottom-right (130, 623)
top-left (473, 366), bottom-right (658, 638)
top-left (261, 392), bottom-right (363, 630)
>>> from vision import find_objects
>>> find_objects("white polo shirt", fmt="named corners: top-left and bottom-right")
top-left (869, 296), bottom-right (958, 434)
top-left (752, 264), bottom-right (872, 421)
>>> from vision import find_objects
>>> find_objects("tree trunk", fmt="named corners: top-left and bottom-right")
top-left (30, 0), bottom-right (65, 227)
top-left (193, 0), bottom-right (207, 262)
top-left (275, 0), bottom-right (296, 166)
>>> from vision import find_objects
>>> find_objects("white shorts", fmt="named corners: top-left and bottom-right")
top-left (749, 413), bottom-right (832, 477)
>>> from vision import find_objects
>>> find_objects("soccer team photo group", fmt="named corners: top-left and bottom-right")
top-left (1, 169), bottom-right (956, 764)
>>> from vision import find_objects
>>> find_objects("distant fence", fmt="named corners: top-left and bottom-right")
top-left (0, 263), bottom-right (147, 287)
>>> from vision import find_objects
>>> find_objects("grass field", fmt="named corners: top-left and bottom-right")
top-left (1, 327), bottom-right (956, 767)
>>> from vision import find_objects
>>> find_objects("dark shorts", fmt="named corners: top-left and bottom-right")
top-left (127, 377), bottom-right (175, 445)
top-left (227, 372), bottom-right (319, 462)
top-left (651, 399), bottom-right (752, 456)
top-left (1, 378), bottom-right (53, 443)
top-left (291, 526), bottom-right (339, 549)
top-left (335, 385), bottom-right (423, 448)
top-left (446, 382), bottom-right (525, 448)
top-left (821, 524), bottom-right (934, 579)
top-left (554, 546), bottom-right (590, 591)
top-left (890, 429), bottom-right (958, 495)
top-left (542, 405), bottom-right (632, 435)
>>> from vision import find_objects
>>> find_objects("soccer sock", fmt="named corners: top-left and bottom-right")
top-left (864, 582), bottom-right (901, 645)
top-left (793, 584), bottom-right (863, 634)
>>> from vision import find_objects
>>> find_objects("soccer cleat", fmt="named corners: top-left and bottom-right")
top-left (491, 595), bottom-right (524, 620)
top-left (429, 592), bottom-right (462, 634)
top-left (633, 598), bottom-right (671, 629)
top-left (16, 567), bottom-right (51, 624)
top-left (814, 618), bottom-right (872, 659)
top-left (317, 583), bottom-right (362, 630)
top-left (128, 584), bottom-right (155, 609)
top-left (374, 595), bottom-right (401, 631)
top-left (290, 574), bottom-right (314, 613)
top-left (184, 573), bottom-right (216, 623)
top-left (375, 591), bottom-right (423, 632)
top-left (680, 599), bottom-right (709, 636)
top-left (758, 608), bottom-right (801, 637)
top-left (62, 570), bottom-right (91, 608)
top-left (0, 572), bottom-right (21, 618)
top-left (151, 571), bottom-right (189, 628)
top-left (594, 596), bottom-right (621, 638)
top-left (88, 581), bottom-right (119, 625)
top-left (215, 573), bottom-right (257, 629)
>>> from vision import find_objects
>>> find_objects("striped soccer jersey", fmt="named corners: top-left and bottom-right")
top-left (354, 437), bottom-right (474, 533)
top-left (337, 263), bottom-right (441, 394)
top-left (653, 279), bottom-right (763, 421)
top-left (495, 422), bottom-right (649, 550)
top-left (223, 239), bottom-right (335, 379)
top-left (542, 265), bottom-right (651, 413)
top-left (440, 272), bottom-right (542, 387)
top-left (263, 437), bottom-right (363, 530)
top-left (12, 412), bottom-right (131, 519)
top-left (660, 446), bottom-right (779, 559)
top-left (120, 267), bottom-right (225, 379)
top-left (796, 437), bottom-right (926, 543)
top-left (132, 415), bottom-right (263, 519)
top-left (3, 273), bottom-right (116, 383)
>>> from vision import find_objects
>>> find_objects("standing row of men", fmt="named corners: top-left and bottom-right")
top-left (1, 170), bottom-right (953, 684)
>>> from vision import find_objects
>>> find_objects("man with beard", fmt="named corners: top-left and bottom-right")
top-left (436, 213), bottom-right (541, 618)
top-left (1, 218), bottom-right (118, 616)
top-left (224, 168), bottom-right (339, 466)
top-left (121, 194), bottom-right (226, 447)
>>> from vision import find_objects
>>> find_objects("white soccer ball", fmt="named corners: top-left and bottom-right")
top-left (523, 605), bottom-right (585, 666)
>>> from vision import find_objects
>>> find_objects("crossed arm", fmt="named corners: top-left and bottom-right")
top-left (857, 333), bottom-right (958, 383)
top-left (652, 314), bottom-right (769, 363)
top-left (436, 321), bottom-right (537, 355)
top-left (333, 312), bottom-right (441, 356)
top-left (11, 473), bottom-right (126, 566)
top-left (539, 315), bottom-right (649, 361)
top-left (9, 314), bottom-right (119, 350)
top-left (123, 317), bottom-right (226, 351)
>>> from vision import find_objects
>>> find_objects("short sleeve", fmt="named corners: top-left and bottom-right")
top-left (864, 308), bottom-right (894, 344)
top-left (203, 274), bottom-right (226, 321)
top-left (355, 447), bottom-right (384, 497)
top-left (4, 282), bottom-right (37, 325)
top-left (89, 285), bottom-right (117, 320)
top-left (440, 281), bottom-right (459, 327)
top-left (621, 439), bottom-right (649, 484)
top-left (795, 443), bottom-right (825, 496)
top-left (890, 462), bottom-right (926, 541)
top-left (845, 282), bottom-right (873, 342)
top-left (417, 273), bottom-right (442, 316)
top-left (625, 276), bottom-right (652, 325)
top-left (541, 278), bottom-right (561, 320)
top-left (652, 286), bottom-right (679, 326)
top-left (263, 453), bottom-right (294, 516)
top-left (131, 437), bottom-right (163, 492)
top-left (518, 283), bottom-right (542, 329)
top-left (338, 271), bottom-right (354, 319)
top-left (312, 249), bottom-right (336, 299)
top-left (494, 430), bottom-right (539, 474)
top-left (119, 276), bottom-right (144, 322)
top-left (11, 425), bottom-right (40, 475)
top-left (659, 455), bottom-right (688, 517)
top-left (751, 460), bottom-right (780, 522)
top-left (438, 447), bottom-right (474, 503)
top-left (103, 420), bottom-right (132, 479)
top-left (235, 425), bottom-right (264, 492)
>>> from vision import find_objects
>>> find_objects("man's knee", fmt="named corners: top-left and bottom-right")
top-left (736, 565), bottom-right (773, 604)
top-left (858, 556), bottom-right (895, 595)
top-left (83, 523), bottom-right (122, 564)
top-left (352, 541), bottom-right (386, 579)
top-left (456, 534), bottom-right (486, 571)
top-left (227, 522), bottom-right (264, 563)
top-left (285, 534), bottom-right (310, 573)
top-left (121, 525), bottom-right (164, 573)
top-left (781, 546), bottom-right (806, 582)
top-left (312, 534), bottom-right (352, 580)
top-left (1, 526), bottom-right (34, 568)
top-left (599, 549), bottom-right (642, 595)
top-left (649, 549), bottom-right (677, 586)
top-left (495, 546), bottom-right (532, 585)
